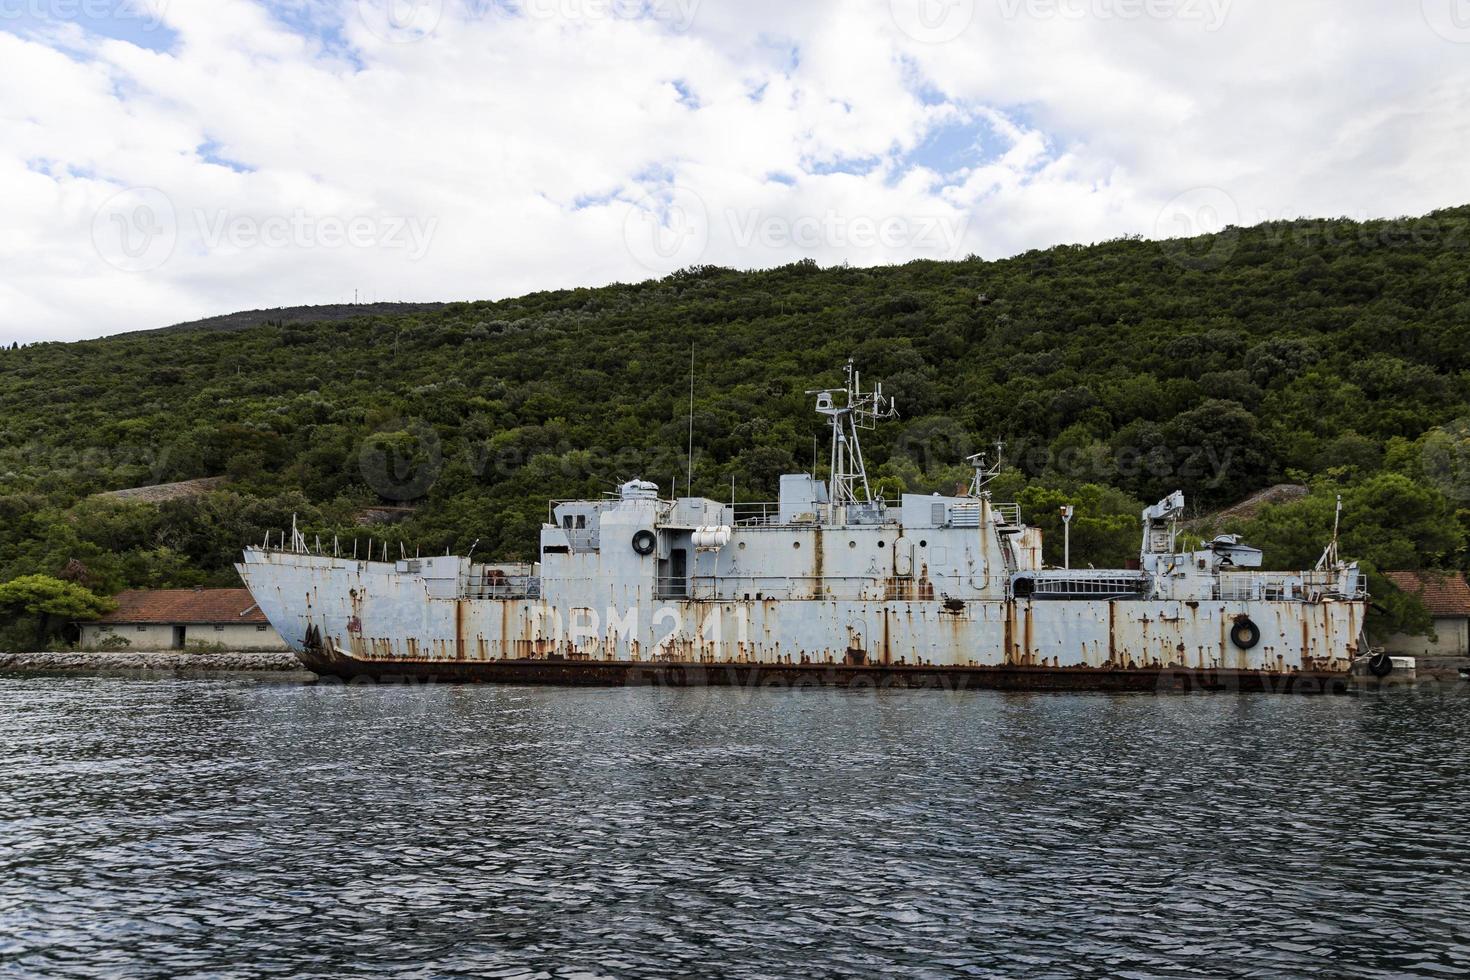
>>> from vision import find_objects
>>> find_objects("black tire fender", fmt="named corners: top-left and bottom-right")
top-left (1230, 617), bottom-right (1261, 650)
top-left (1368, 651), bottom-right (1394, 678)
top-left (631, 529), bottom-right (657, 556)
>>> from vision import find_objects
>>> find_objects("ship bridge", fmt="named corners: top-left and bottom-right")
top-left (536, 473), bottom-right (1040, 606)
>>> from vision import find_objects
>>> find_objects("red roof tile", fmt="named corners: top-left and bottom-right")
top-left (97, 589), bottom-right (268, 625)
top-left (1383, 571), bottom-right (1470, 619)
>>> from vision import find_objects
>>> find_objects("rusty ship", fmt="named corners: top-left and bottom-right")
top-left (238, 364), bottom-right (1379, 693)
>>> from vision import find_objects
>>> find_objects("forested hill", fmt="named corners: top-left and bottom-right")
top-left (1, 207), bottom-right (1468, 646)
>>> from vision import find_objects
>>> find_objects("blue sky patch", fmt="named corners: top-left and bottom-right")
top-left (904, 116), bottom-right (989, 175)
top-left (197, 140), bottom-right (255, 174)
top-left (1, 2), bottom-right (178, 52)
top-left (672, 79), bottom-right (700, 109)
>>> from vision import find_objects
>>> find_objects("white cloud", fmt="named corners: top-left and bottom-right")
top-left (1, 0), bottom-right (1467, 341)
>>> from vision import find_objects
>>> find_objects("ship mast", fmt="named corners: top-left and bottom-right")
top-left (808, 360), bottom-right (898, 525)
top-left (966, 442), bottom-right (1004, 497)
top-left (1316, 494), bottom-right (1343, 570)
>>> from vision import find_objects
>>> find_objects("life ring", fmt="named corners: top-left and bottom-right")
top-left (631, 530), bottom-right (657, 556)
top-left (1230, 618), bottom-right (1261, 650)
top-left (1368, 651), bottom-right (1394, 678)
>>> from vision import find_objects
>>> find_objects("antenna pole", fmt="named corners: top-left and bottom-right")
top-left (1317, 494), bottom-right (1344, 570)
top-left (808, 358), bottom-right (898, 525)
top-left (1060, 505), bottom-right (1074, 569)
top-left (686, 344), bottom-right (695, 497)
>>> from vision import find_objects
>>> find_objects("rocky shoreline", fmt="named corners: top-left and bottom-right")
top-left (0, 650), bottom-right (312, 676)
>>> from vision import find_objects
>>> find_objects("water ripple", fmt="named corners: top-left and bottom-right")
top-left (1, 679), bottom-right (1469, 978)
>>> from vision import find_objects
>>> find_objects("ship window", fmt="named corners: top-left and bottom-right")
top-left (738, 542), bottom-right (746, 550)
top-left (575, 515), bottom-right (587, 529)
top-left (849, 540), bottom-right (856, 548)
top-left (562, 516), bottom-right (573, 529)
top-left (793, 541), bottom-right (801, 549)
top-left (920, 540), bottom-right (928, 548)
top-left (877, 541), bottom-right (886, 548)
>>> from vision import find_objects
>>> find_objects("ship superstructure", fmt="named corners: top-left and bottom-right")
top-left (238, 365), bottom-right (1372, 692)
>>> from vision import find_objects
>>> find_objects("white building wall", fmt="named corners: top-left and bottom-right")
top-left (80, 622), bottom-right (289, 651)
top-left (1384, 617), bottom-right (1470, 657)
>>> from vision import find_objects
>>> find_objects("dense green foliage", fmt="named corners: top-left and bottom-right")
top-left (0, 574), bottom-right (113, 650)
top-left (1, 208), bottom-right (1467, 647)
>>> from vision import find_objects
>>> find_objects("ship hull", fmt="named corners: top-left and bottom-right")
top-left (295, 641), bottom-right (1352, 694)
top-left (240, 549), bottom-right (1364, 695)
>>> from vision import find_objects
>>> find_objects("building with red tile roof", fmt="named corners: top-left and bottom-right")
top-left (80, 588), bottom-right (287, 651)
top-left (1383, 571), bottom-right (1470, 657)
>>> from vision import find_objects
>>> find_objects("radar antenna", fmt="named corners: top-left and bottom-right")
top-left (808, 359), bottom-right (898, 525)
top-left (966, 441), bottom-right (1005, 497)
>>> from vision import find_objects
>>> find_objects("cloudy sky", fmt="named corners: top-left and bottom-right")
top-left (2, 0), bottom-right (1468, 343)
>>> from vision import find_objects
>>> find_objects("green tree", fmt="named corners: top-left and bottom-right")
top-left (0, 574), bottom-right (115, 651)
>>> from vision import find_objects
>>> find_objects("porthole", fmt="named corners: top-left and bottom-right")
top-left (877, 540), bottom-right (886, 548)
top-left (848, 540), bottom-right (857, 549)
top-left (920, 540), bottom-right (928, 548)
top-left (793, 541), bottom-right (801, 549)
top-left (738, 541), bottom-right (746, 550)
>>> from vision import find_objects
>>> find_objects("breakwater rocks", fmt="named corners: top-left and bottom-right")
top-left (0, 651), bottom-right (310, 676)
